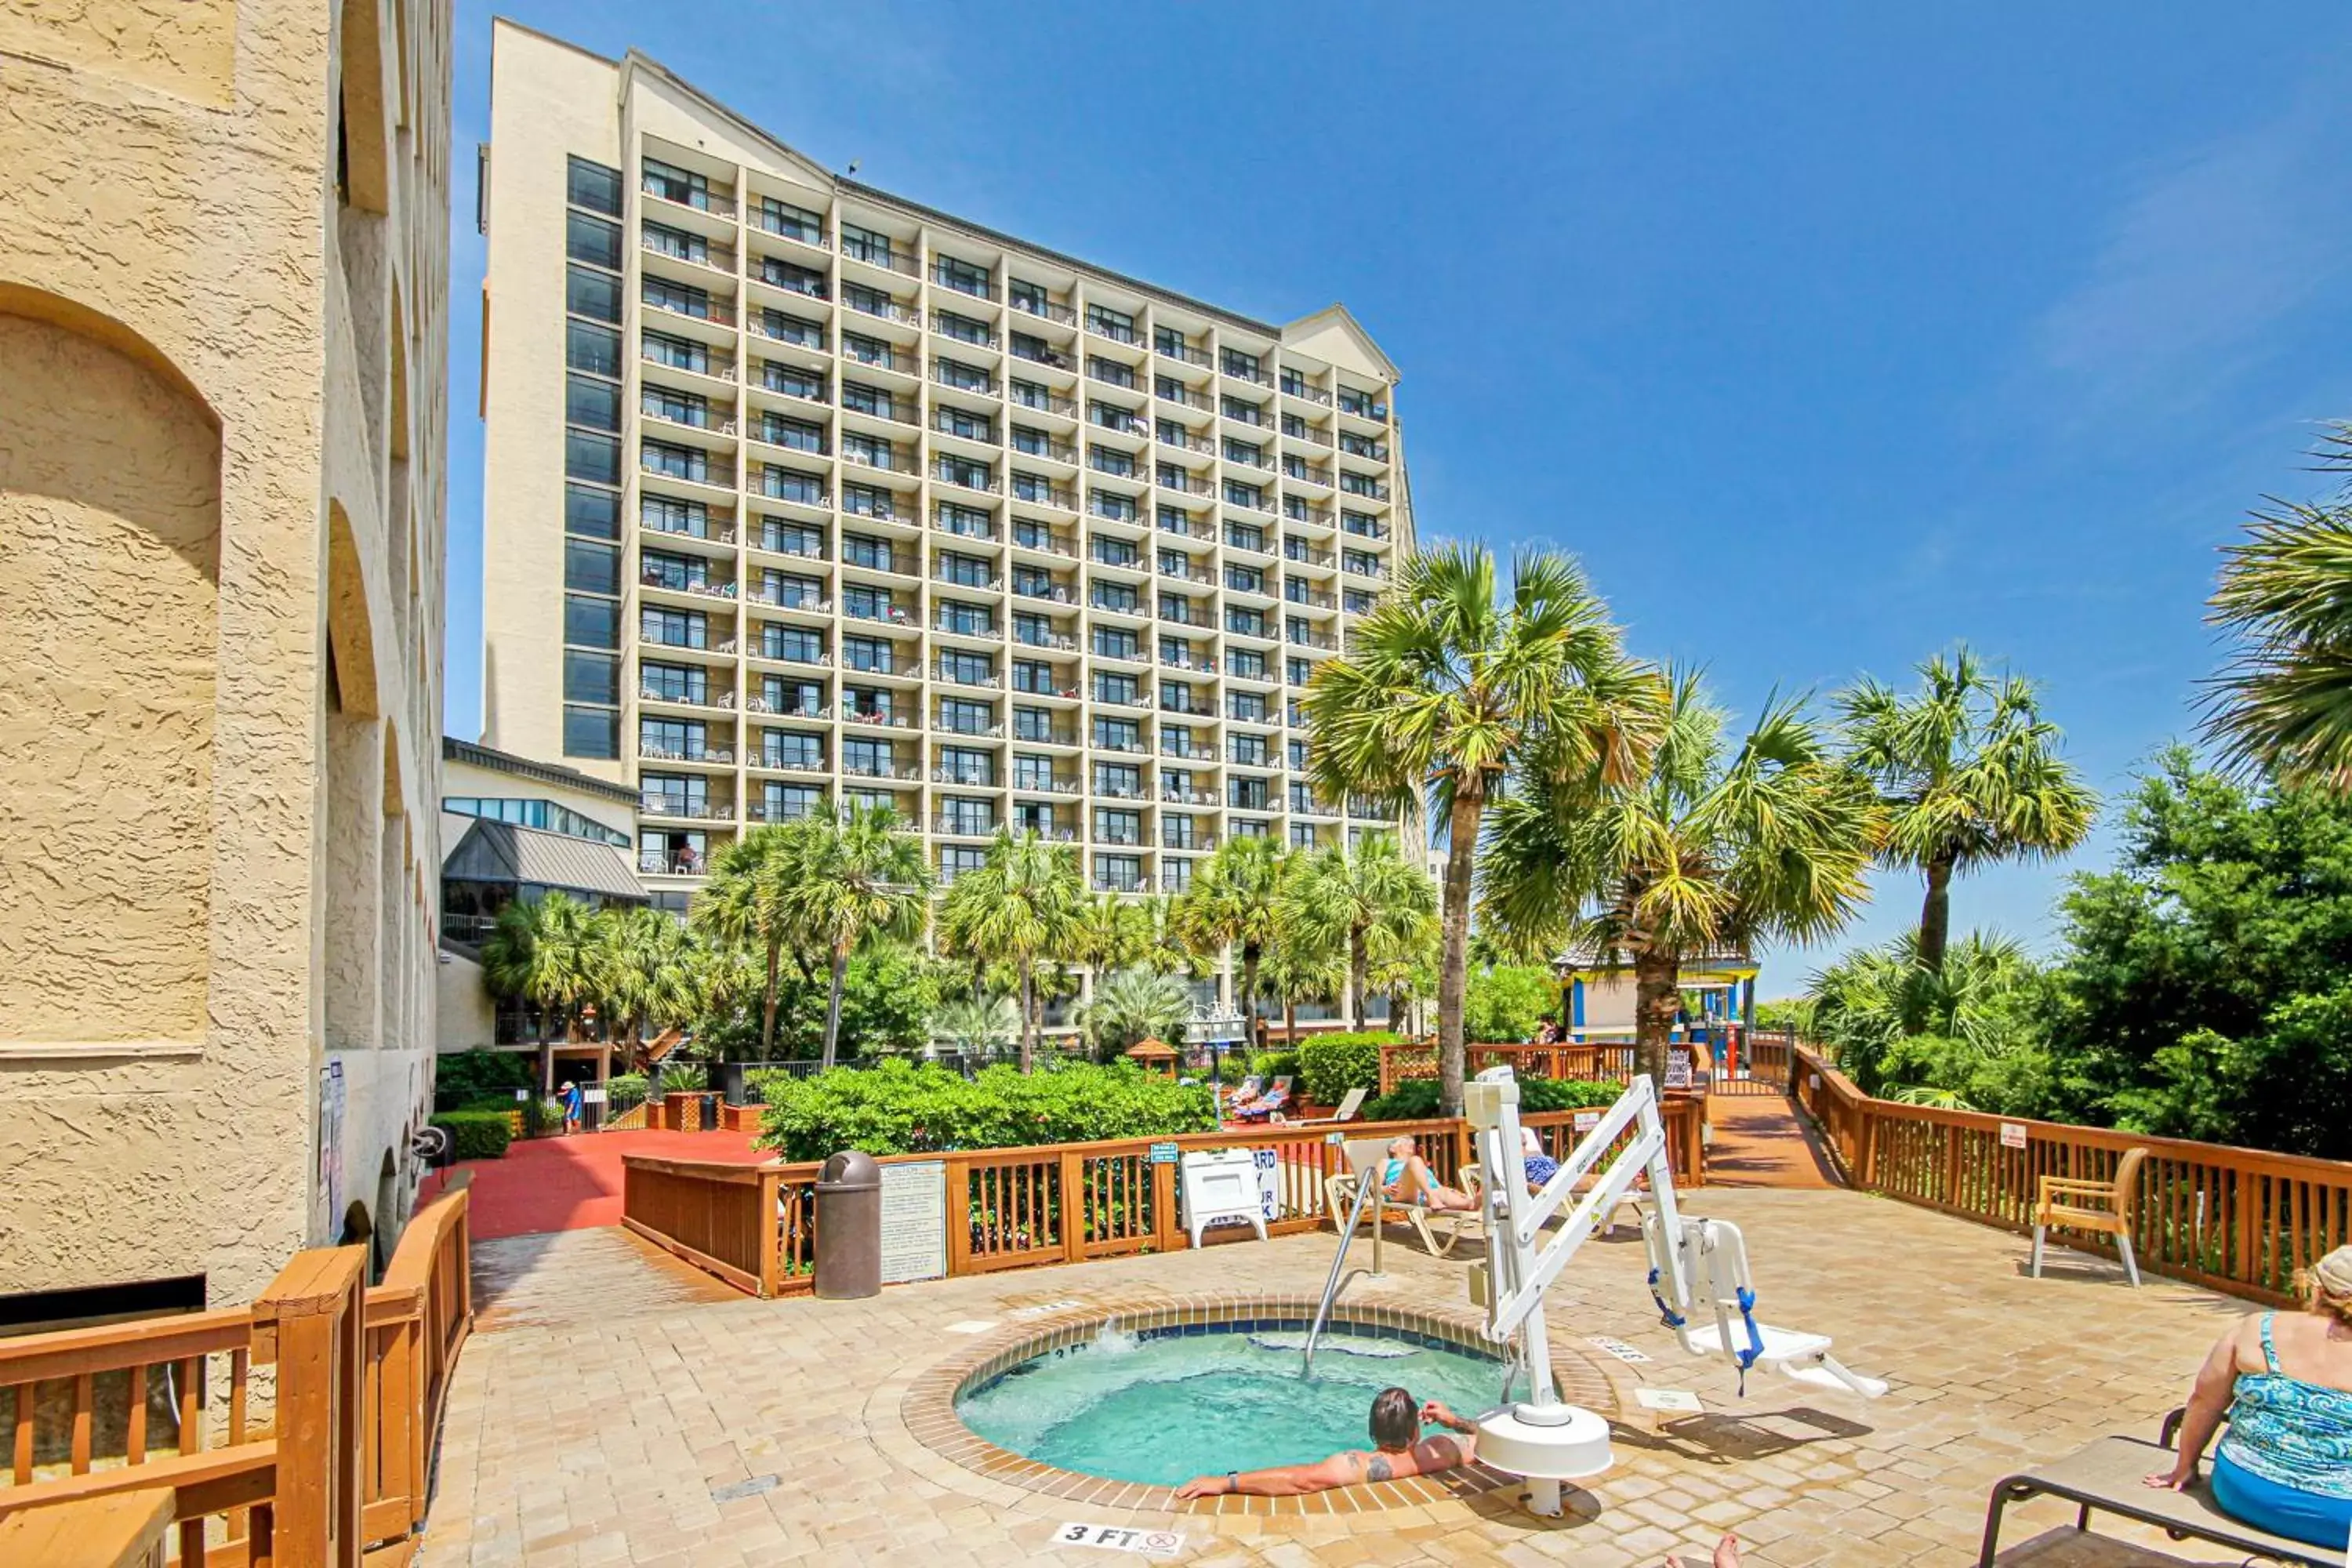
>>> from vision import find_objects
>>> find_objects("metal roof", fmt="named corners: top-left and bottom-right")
top-left (442, 818), bottom-right (647, 903)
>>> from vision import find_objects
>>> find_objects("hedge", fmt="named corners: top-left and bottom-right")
top-left (1364, 1076), bottom-right (1622, 1123)
top-left (1296, 1032), bottom-right (1399, 1105)
top-left (751, 1059), bottom-right (1217, 1161)
top-left (429, 1109), bottom-right (514, 1161)
top-left (432, 1048), bottom-right (534, 1111)
top-left (606, 1072), bottom-right (650, 1111)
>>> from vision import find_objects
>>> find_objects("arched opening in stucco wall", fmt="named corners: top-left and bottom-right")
top-left (323, 504), bottom-right (382, 1060)
top-left (0, 298), bottom-right (220, 1048)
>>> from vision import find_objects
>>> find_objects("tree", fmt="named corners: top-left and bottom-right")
top-left (783, 801), bottom-right (934, 1069)
top-left (479, 891), bottom-right (601, 1044)
top-left (1483, 673), bottom-right (1882, 1085)
top-left (1258, 936), bottom-right (1346, 1047)
top-left (937, 829), bottom-right (1083, 1070)
top-left (1076, 968), bottom-right (1192, 1058)
top-left (1284, 833), bottom-right (1436, 1029)
top-left (1806, 931), bottom-right (2052, 1113)
top-left (590, 906), bottom-right (701, 1051)
top-left (931, 993), bottom-right (1020, 1058)
top-left (1307, 543), bottom-right (1666, 1112)
top-left (690, 825), bottom-right (807, 1058)
top-left (1836, 646), bottom-right (2096, 973)
top-left (2201, 423), bottom-right (2352, 789)
top-left (1064, 891), bottom-right (1152, 976)
top-left (1173, 836), bottom-right (1291, 1047)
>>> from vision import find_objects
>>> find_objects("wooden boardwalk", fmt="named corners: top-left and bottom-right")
top-left (1704, 1092), bottom-right (1844, 1189)
top-left (471, 1225), bottom-right (742, 1334)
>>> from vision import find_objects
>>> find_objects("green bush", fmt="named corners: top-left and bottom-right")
top-left (606, 1073), bottom-right (650, 1111)
top-left (432, 1049), bottom-right (533, 1111)
top-left (1296, 1032), bottom-right (1399, 1106)
top-left (429, 1109), bottom-right (514, 1161)
top-left (1462, 966), bottom-right (1561, 1044)
top-left (1248, 1049), bottom-right (1301, 1084)
top-left (751, 1059), bottom-right (1217, 1161)
top-left (1365, 1076), bottom-right (1621, 1123)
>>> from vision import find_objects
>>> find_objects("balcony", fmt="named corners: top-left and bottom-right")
top-left (1014, 627), bottom-right (1077, 652)
top-left (644, 514), bottom-right (737, 546)
top-left (934, 665), bottom-right (1001, 689)
top-left (935, 366), bottom-right (1000, 397)
top-left (1340, 477), bottom-right (1392, 502)
top-left (1092, 735), bottom-right (1149, 756)
top-left (1012, 582), bottom-right (1073, 605)
top-left (644, 292), bottom-right (736, 330)
top-left (841, 447), bottom-right (919, 477)
top-left (1011, 478), bottom-right (1076, 510)
top-left (746, 697), bottom-right (828, 718)
top-left (1157, 472), bottom-right (1213, 497)
top-left (641, 568), bottom-right (737, 601)
top-left (1224, 529), bottom-right (1274, 556)
top-left (1011, 296), bottom-right (1076, 327)
top-left (640, 685), bottom-right (735, 712)
top-left (1221, 361), bottom-right (1275, 389)
top-left (930, 766), bottom-right (999, 787)
top-left (641, 848), bottom-right (711, 876)
top-left (1013, 775), bottom-right (1081, 795)
top-left (641, 793), bottom-right (735, 822)
top-left (1088, 405), bottom-right (1150, 438)
top-left (843, 708), bottom-right (916, 730)
top-left (1159, 650), bottom-right (1214, 673)
top-left (1154, 339), bottom-right (1211, 368)
top-left (931, 412), bottom-right (998, 443)
top-left (1088, 594), bottom-right (1145, 616)
top-left (1013, 436), bottom-right (1080, 466)
top-left (845, 758), bottom-right (919, 781)
top-left (1338, 392), bottom-right (1389, 421)
top-left (1287, 629), bottom-right (1338, 652)
top-left (644, 633), bottom-right (738, 657)
top-left (1348, 796), bottom-right (1399, 821)
top-left (746, 800), bottom-right (819, 824)
top-left (1011, 385), bottom-right (1080, 419)
top-left (839, 235), bottom-right (919, 278)
top-left (1156, 384), bottom-right (1213, 413)
top-left (933, 569), bottom-right (1003, 593)
top-left (1339, 434), bottom-right (1391, 460)
top-left (1161, 786), bottom-right (1218, 806)
top-left (931, 321), bottom-right (1001, 352)
top-left (935, 718), bottom-right (1006, 739)
top-left (1017, 726), bottom-right (1081, 747)
top-left (933, 816), bottom-right (1000, 837)
top-left (931, 619), bottom-right (1003, 640)
top-left (1092, 823), bottom-right (1144, 847)
top-left (1284, 588), bottom-right (1338, 611)
top-left (934, 466), bottom-right (1003, 495)
top-left (1290, 797), bottom-right (1340, 818)
top-left (646, 347), bottom-right (735, 384)
top-left (1344, 560), bottom-right (1391, 583)
top-left (1284, 463), bottom-right (1334, 488)
top-left (639, 742), bottom-right (735, 765)
top-left (1161, 833), bottom-right (1219, 854)
top-left (842, 341), bottom-right (919, 376)
top-left (1091, 873), bottom-right (1145, 894)
top-left (1281, 377), bottom-right (1334, 408)
top-left (1011, 340), bottom-right (1075, 372)
top-left (1012, 529), bottom-right (1077, 560)
top-left (1283, 425), bottom-right (1334, 448)
top-left (643, 172), bottom-right (737, 220)
top-left (641, 232), bottom-right (737, 278)
top-left (1159, 739), bottom-right (1207, 760)
top-left (1284, 541), bottom-right (1336, 568)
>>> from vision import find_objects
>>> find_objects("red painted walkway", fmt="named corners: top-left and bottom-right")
top-left (419, 1128), bottom-right (768, 1240)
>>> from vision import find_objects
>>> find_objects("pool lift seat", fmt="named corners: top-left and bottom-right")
top-left (1461, 1068), bottom-right (1886, 1517)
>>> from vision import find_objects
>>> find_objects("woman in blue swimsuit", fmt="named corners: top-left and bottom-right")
top-left (2147, 1243), bottom-right (2352, 1550)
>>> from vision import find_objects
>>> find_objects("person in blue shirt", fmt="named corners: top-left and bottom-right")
top-left (561, 1079), bottom-right (585, 1136)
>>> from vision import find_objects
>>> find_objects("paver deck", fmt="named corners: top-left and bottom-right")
top-left (419, 1183), bottom-right (2257, 1566)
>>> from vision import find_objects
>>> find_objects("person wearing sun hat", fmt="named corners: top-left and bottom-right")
top-left (2146, 1243), bottom-right (2352, 1550)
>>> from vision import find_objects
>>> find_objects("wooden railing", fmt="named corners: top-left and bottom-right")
top-left (1789, 1044), bottom-right (2352, 1305)
top-left (625, 1101), bottom-right (1704, 1299)
top-left (1377, 1040), bottom-right (1640, 1095)
top-left (0, 1182), bottom-right (474, 1566)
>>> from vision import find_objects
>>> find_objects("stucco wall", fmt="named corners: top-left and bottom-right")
top-left (0, 0), bottom-right (454, 1308)
top-left (435, 949), bottom-right (497, 1054)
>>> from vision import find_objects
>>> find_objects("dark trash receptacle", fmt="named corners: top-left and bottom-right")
top-left (716, 1062), bottom-right (749, 1106)
top-left (814, 1149), bottom-right (883, 1300)
top-left (699, 1092), bottom-right (720, 1131)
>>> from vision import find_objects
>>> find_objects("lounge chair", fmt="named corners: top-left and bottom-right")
top-left (2030, 1147), bottom-right (2147, 1287)
top-left (1978, 1407), bottom-right (2339, 1568)
top-left (1291, 1087), bottom-right (1367, 1127)
top-left (1323, 1138), bottom-right (1487, 1258)
top-left (1230, 1076), bottom-right (1293, 1123)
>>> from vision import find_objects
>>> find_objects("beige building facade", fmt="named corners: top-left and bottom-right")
top-left (480, 23), bottom-right (1418, 965)
top-left (0, 0), bottom-right (453, 1308)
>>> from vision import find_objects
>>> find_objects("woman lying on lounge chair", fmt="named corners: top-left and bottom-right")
top-left (2145, 1243), bottom-right (2352, 1550)
top-left (1380, 1135), bottom-right (1476, 1213)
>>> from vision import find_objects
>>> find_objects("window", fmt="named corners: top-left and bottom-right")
top-left (842, 281), bottom-right (895, 318)
top-left (1090, 446), bottom-right (1135, 478)
top-left (1094, 763), bottom-right (1143, 797)
top-left (564, 649), bottom-right (619, 705)
top-left (759, 308), bottom-right (824, 345)
top-left (1229, 648), bottom-right (1269, 680)
top-left (934, 311), bottom-right (991, 346)
top-left (1091, 581), bottom-right (1139, 613)
top-left (1094, 717), bottom-right (1142, 752)
top-left (567, 265), bottom-right (621, 322)
top-left (641, 277), bottom-right (712, 321)
top-left (1162, 724), bottom-right (1196, 757)
top-left (760, 730), bottom-right (823, 770)
top-left (567, 155), bottom-right (622, 216)
top-left (641, 157), bottom-right (713, 210)
top-left (639, 772), bottom-right (707, 816)
top-left (1087, 356), bottom-right (1138, 390)
top-left (1161, 638), bottom-right (1196, 668)
top-left (1162, 813), bottom-right (1198, 850)
top-left (940, 845), bottom-right (988, 883)
top-left (938, 552), bottom-right (993, 589)
top-left (1011, 379), bottom-right (1055, 412)
top-left (1224, 479), bottom-right (1262, 508)
top-left (940, 649), bottom-right (995, 684)
top-left (1225, 564), bottom-right (1265, 594)
top-left (1091, 493), bottom-right (1138, 523)
top-left (840, 224), bottom-right (897, 267)
top-left (1233, 818), bottom-right (1272, 840)
top-left (1153, 325), bottom-right (1189, 358)
top-left (761, 361), bottom-right (824, 400)
top-left (759, 625), bottom-right (823, 663)
top-left (1011, 659), bottom-right (1056, 695)
top-left (566, 375), bottom-right (621, 431)
top-left (1229, 691), bottom-right (1269, 723)
top-left (644, 331), bottom-right (710, 376)
top-left (1015, 706), bottom-right (1062, 742)
top-left (760, 196), bottom-right (824, 243)
top-left (842, 332), bottom-right (894, 368)
top-left (1009, 278), bottom-right (1050, 314)
top-left (1229, 735), bottom-right (1270, 766)
top-left (940, 797), bottom-right (996, 835)
top-left (935, 255), bottom-right (992, 298)
top-left (1155, 375), bottom-right (1191, 402)
top-left (759, 517), bottom-right (824, 555)
top-left (762, 467), bottom-right (826, 506)
top-left (564, 538), bottom-right (619, 594)
top-left (936, 358), bottom-right (992, 392)
top-left (641, 220), bottom-right (708, 266)
top-left (564, 593), bottom-right (619, 649)
top-left (1014, 612), bottom-right (1057, 647)
top-left (641, 607), bottom-right (708, 649)
top-left (565, 483), bottom-right (620, 539)
top-left (1093, 673), bottom-right (1141, 705)
top-left (762, 782), bottom-right (823, 822)
top-left (565, 211), bottom-right (621, 270)
top-left (1227, 523), bottom-right (1266, 554)
top-left (563, 705), bottom-right (619, 759)
top-left (935, 454), bottom-right (994, 490)
top-left (760, 257), bottom-right (829, 297)
top-left (640, 717), bottom-right (707, 760)
top-left (1159, 591), bottom-right (1196, 623)
top-left (1228, 608), bottom-right (1269, 639)
top-left (939, 746), bottom-right (995, 786)
top-left (936, 406), bottom-right (993, 442)
top-left (640, 438), bottom-right (710, 484)
top-left (641, 384), bottom-right (706, 428)
top-left (843, 483), bottom-right (894, 518)
top-left (844, 534), bottom-right (895, 572)
top-left (1229, 777), bottom-right (1270, 810)
top-left (1341, 471), bottom-right (1385, 497)
top-left (641, 661), bottom-right (706, 704)
top-left (1093, 627), bottom-right (1141, 661)
top-left (1221, 397), bottom-right (1264, 426)
top-left (564, 430), bottom-right (619, 485)
top-left (844, 738), bottom-right (896, 776)
top-left (1094, 855), bottom-right (1142, 892)
top-left (1343, 510), bottom-right (1385, 539)
top-left (762, 414), bottom-right (826, 452)
top-left (1345, 589), bottom-right (1375, 615)
top-left (1287, 656), bottom-right (1312, 685)
top-left (1224, 438), bottom-right (1263, 466)
top-left (843, 635), bottom-right (895, 674)
top-left (1014, 801), bottom-right (1056, 836)
top-left (1221, 347), bottom-right (1263, 380)
top-left (566, 319), bottom-right (621, 377)
top-left (757, 570), bottom-right (822, 608)
top-left (938, 502), bottom-right (994, 538)
top-left (938, 699), bottom-right (994, 735)
top-left (937, 600), bottom-right (995, 637)
top-left (1094, 809), bottom-right (1142, 845)
top-left (1014, 754), bottom-right (1057, 789)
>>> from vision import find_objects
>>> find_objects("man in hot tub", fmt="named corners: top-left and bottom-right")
top-left (1173, 1388), bottom-right (1478, 1498)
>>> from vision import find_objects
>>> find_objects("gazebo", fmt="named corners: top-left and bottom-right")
top-left (1124, 1037), bottom-right (1178, 1077)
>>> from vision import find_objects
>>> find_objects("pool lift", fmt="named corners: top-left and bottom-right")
top-left (1463, 1067), bottom-right (1886, 1516)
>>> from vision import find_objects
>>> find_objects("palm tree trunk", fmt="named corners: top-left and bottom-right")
top-left (760, 938), bottom-right (782, 1059)
top-left (1349, 931), bottom-right (1370, 1032)
top-left (1918, 855), bottom-right (1956, 972)
top-left (1632, 952), bottom-right (1682, 1088)
top-left (821, 943), bottom-right (849, 1070)
top-left (1283, 997), bottom-right (1297, 1048)
top-left (1019, 960), bottom-right (1036, 1073)
top-left (1436, 792), bottom-right (1483, 1116)
top-left (1240, 944), bottom-right (1262, 1052)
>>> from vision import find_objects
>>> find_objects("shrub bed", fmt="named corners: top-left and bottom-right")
top-left (428, 1109), bottom-right (514, 1161)
top-left (1364, 1076), bottom-right (1622, 1123)
top-left (751, 1059), bottom-right (1217, 1161)
top-left (1296, 1032), bottom-right (1400, 1106)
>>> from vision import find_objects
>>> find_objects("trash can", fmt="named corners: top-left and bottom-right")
top-left (813, 1149), bottom-right (883, 1300)
top-left (698, 1092), bottom-right (720, 1132)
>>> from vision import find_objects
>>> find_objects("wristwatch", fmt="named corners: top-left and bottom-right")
top-left (1225, 1471), bottom-right (1240, 1494)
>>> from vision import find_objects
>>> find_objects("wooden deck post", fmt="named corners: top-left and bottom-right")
top-left (1151, 1157), bottom-right (1178, 1254)
top-left (1060, 1151), bottom-right (1087, 1264)
top-left (252, 1246), bottom-right (368, 1568)
top-left (756, 1168), bottom-right (782, 1298)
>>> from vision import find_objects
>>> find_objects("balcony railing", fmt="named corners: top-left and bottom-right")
top-left (639, 743), bottom-right (735, 765)
top-left (1159, 740), bottom-right (1207, 760)
top-left (747, 800), bottom-right (820, 823)
top-left (1224, 530), bottom-right (1274, 555)
top-left (1154, 339), bottom-right (1212, 368)
top-left (1088, 594), bottom-right (1145, 615)
top-left (935, 718), bottom-right (1007, 739)
top-left (933, 322), bottom-right (1002, 351)
top-left (1011, 480), bottom-right (1076, 510)
top-left (641, 233), bottom-right (738, 275)
top-left (1014, 775), bottom-right (1082, 794)
top-left (1222, 361), bottom-right (1275, 388)
top-left (1011, 296), bottom-right (1077, 326)
top-left (746, 697), bottom-right (829, 717)
top-left (641, 685), bottom-right (735, 711)
top-left (1162, 787), bottom-right (1218, 806)
top-left (1013, 583), bottom-right (1073, 604)
top-left (1341, 478), bottom-right (1392, 501)
top-left (1348, 797), bottom-right (1399, 821)
top-left (750, 647), bottom-right (830, 668)
top-left (641, 795), bottom-right (738, 822)
top-left (1283, 425), bottom-right (1334, 448)
top-left (1157, 385), bottom-right (1213, 412)
top-left (1012, 531), bottom-right (1077, 559)
top-left (932, 571), bottom-right (1002, 592)
top-left (1018, 728), bottom-right (1081, 746)
top-left (933, 816), bottom-right (1001, 837)
top-left (1161, 833), bottom-right (1219, 854)
top-left (1344, 561), bottom-right (1391, 582)
top-left (644, 294), bottom-right (737, 328)
top-left (843, 342), bottom-right (920, 376)
top-left (1011, 386), bottom-right (1080, 418)
top-left (842, 552), bottom-right (919, 578)
top-left (1287, 630), bottom-right (1338, 651)
top-left (641, 849), bottom-right (709, 875)
top-left (1282, 378), bottom-right (1334, 408)
top-left (840, 237), bottom-right (920, 278)
top-left (1093, 735), bottom-right (1149, 755)
top-left (1284, 540), bottom-right (1336, 567)
top-left (1092, 875), bottom-right (1145, 893)
top-left (845, 759), bottom-right (919, 780)
top-left (1160, 651), bottom-right (1214, 673)
top-left (646, 634), bottom-right (739, 656)
top-left (840, 447), bottom-right (918, 477)
top-left (934, 466), bottom-right (1003, 495)
top-left (1011, 341), bottom-right (1076, 372)
top-left (641, 570), bottom-right (737, 600)
top-left (931, 619), bottom-right (1003, 639)
top-left (1158, 473), bottom-right (1213, 496)
top-left (934, 666), bottom-right (1001, 688)
top-left (1285, 464), bottom-right (1334, 488)
top-left (1285, 588), bottom-right (1338, 610)
top-left (644, 515), bottom-right (738, 546)
top-left (647, 348), bottom-right (735, 383)
top-left (844, 709), bottom-right (916, 729)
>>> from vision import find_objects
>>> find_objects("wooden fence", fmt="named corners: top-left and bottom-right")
top-left (623, 1098), bottom-right (1705, 1300)
top-left (1377, 1041), bottom-right (1640, 1096)
top-left (1789, 1044), bottom-right (2352, 1305)
top-left (0, 1182), bottom-right (474, 1567)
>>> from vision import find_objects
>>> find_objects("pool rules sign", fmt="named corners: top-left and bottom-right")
top-left (878, 1160), bottom-right (947, 1284)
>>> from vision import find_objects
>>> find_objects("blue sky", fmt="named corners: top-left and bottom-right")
top-left (441, 4), bottom-right (2352, 994)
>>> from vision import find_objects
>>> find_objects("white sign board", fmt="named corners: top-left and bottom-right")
top-left (582, 1086), bottom-right (608, 1105)
top-left (1664, 1049), bottom-right (1694, 1091)
top-left (1573, 1110), bottom-right (1602, 1134)
top-left (1052, 1523), bottom-right (1184, 1558)
top-left (1635, 1388), bottom-right (1704, 1414)
top-left (1998, 1122), bottom-right (2028, 1150)
top-left (1179, 1149), bottom-right (1268, 1248)
top-left (878, 1161), bottom-right (948, 1284)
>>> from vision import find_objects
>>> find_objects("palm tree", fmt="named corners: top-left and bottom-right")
top-left (1064, 891), bottom-right (1152, 976)
top-left (1075, 968), bottom-right (1192, 1058)
top-left (1836, 647), bottom-right (2096, 973)
top-left (689, 825), bottom-right (806, 1058)
top-left (1306, 543), bottom-right (1666, 1112)
top-left (1173, 836), bottom-right (1290, 1047)
top-left (590, 906), bottom-right (702, 1054)
top-left (783, 801), bottom-right (934, 1069)
top-left (1259, 935), bottom-right (1347, 1048)
top-left (1284, 833), bottom-right (1436, 1029)
top-left (1483, 672), bottom-right (1883, 1085)
top-left (479, 891), bottom-right (601, 1044)
top-left (931, 993), bottom-right (1020, 1058)
top-left (937, 829), bottom-right (1083, 1070)
top-left (2201, 423), bottom-right (2352, 789)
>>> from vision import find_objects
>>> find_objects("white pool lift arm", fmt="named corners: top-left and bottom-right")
top-left (1461, 1067), bottom-right (1886, 1516)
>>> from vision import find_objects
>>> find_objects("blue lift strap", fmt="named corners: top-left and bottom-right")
top-left (1647, 1266), bottom-right (1685, 1330)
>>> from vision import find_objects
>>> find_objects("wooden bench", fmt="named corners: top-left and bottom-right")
top-left (1978, 1409), bottom-right (2340, 1567)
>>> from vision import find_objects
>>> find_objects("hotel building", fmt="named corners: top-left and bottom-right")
top-left (480, 21), bottom-right (1415, 949)
top-left (0, 0), bottom-right (452, 1309)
